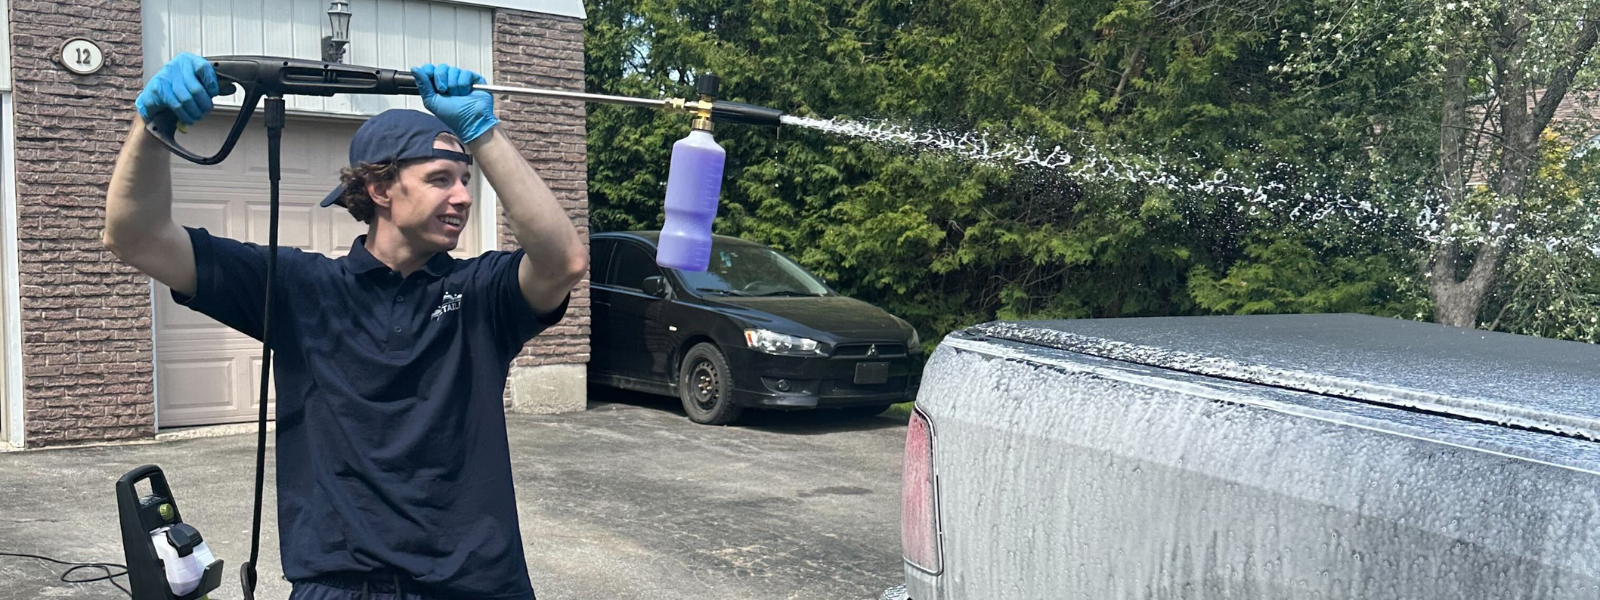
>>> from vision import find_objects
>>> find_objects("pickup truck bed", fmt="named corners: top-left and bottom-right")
top-left (892, 313), bottom-right (1600, 600)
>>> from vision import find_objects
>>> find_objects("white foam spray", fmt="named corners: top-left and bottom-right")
top-left (779, 114), bottom-right (1600, 254)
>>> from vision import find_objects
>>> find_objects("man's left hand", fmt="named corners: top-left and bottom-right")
top-left (411, 63), bottom-right (499, 144)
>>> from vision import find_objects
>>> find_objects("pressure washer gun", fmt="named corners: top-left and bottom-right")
top-left (146, 55), bottom-right (787, 271)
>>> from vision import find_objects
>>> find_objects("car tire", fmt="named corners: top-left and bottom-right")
top-left (679, 343), bottom-right (744, 425)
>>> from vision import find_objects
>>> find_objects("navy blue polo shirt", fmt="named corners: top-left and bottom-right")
top-left (172, 226), bottom-right (567, 599)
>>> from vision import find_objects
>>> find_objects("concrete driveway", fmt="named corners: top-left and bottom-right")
top-left (0, 389), bottom-right (908, 600)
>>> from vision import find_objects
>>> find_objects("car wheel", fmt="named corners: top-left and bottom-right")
top-left (679, 343), bottom-right (744, 425)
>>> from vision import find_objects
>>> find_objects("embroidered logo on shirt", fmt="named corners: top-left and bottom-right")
top-left (432, 291), bottom-right (463, 320)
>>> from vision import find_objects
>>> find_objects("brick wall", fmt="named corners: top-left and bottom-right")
top-left (11, 0), bottom-right (153, 446)
top-left (493, 10), bottom-right (591, 373)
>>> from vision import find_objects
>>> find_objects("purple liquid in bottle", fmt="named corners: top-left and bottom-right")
top-left (657, 128), bottom-right (726, 271)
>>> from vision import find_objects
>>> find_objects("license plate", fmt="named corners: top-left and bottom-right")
top-left (855, 362), bottom-right (889, 385)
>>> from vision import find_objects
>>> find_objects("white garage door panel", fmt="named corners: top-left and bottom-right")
top-left (334, 219), bottom-right (370, 255)
top-left (156, 114), bottom-right (487, 428)
top-left (250, 357), bottom-right (278, 404)
top-left (248, 205), bottom-right (316, 250)
top-left (157, 357), bottom-right (241, 419)
top-left (156, 295), bottom-right (228, 334)
top-left (174, 200), bottom-right (230, 231)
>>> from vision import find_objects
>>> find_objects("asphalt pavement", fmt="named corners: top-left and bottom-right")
top-left (0, 389), bottom-right (908, 600)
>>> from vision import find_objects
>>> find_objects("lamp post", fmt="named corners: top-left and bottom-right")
top-left (321, 1), bottom-right (352, 63)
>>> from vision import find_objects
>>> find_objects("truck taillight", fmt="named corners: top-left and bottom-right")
top-left (902, 406), bottom-right (942, 573)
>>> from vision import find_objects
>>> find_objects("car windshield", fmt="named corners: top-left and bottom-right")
top-left (677, 242), bottom-right (831, 297)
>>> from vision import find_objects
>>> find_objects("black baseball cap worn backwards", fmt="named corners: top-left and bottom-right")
top-left (321, 108), bottom-right (474, 208)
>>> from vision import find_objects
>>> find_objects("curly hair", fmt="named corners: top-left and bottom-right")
top-left (333, 160), bottom-right (406, 224)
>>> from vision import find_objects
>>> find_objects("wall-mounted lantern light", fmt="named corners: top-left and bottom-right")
top-left (321, 1), bottom-right (352, 63)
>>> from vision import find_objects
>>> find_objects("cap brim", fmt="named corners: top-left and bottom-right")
top-left (320, 185), bottom-right (344, 208)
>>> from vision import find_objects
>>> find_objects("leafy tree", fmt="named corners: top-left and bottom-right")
top-left (1479, 132), bottom-right (1600, 341)
top-left (1188, 234), bottom-right (1430, 318)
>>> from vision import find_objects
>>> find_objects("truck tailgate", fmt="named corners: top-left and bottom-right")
top-left (905, 315), bottom-right (1600, 600)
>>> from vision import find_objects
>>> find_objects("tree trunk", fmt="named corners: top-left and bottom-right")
top-left (1431, 241), bottom-right (1506, 328)
top-left (1432, 280), bottom-right (1479, 327)
top-left (1427, 35), bottom-right (1476, 328)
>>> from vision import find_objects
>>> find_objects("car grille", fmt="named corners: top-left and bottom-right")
top-left (833, 343), bottom-right (907, 358)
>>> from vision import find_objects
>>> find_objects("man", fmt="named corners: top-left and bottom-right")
top-left (104, 53), bottom-right (587, 599)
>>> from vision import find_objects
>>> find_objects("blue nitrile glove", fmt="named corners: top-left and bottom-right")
top-left (136, 53), bottom-right (220, 131)
top-left (410, 63), bottom-right (499, 144)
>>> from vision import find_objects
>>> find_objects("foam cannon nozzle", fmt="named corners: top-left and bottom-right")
top-left (659, 73), bottom-right (785, 130)
top-left (711, 101), bottom-right (786, 127)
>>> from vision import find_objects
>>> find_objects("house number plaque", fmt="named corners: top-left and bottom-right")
top-left (61, 38), bottom-right (105, 75)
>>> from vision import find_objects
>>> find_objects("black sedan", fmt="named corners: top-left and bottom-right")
top-left (588, 231), bottom-right (924, 424)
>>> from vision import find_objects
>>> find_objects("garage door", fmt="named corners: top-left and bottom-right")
top-left (154, 113), bottom-right (488, 428)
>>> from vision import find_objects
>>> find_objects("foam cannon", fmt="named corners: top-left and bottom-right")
top-left (146, 55), bottom-right (786, 272)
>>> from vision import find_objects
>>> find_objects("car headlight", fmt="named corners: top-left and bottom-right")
top-left (744, 329), bottom-right (827, 356)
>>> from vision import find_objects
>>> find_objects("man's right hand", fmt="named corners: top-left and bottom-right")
top-left (137, 53), bottom-right (221, 132)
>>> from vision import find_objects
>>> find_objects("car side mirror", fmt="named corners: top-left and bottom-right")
top-left (642, 276), bottom-right (669, 298)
